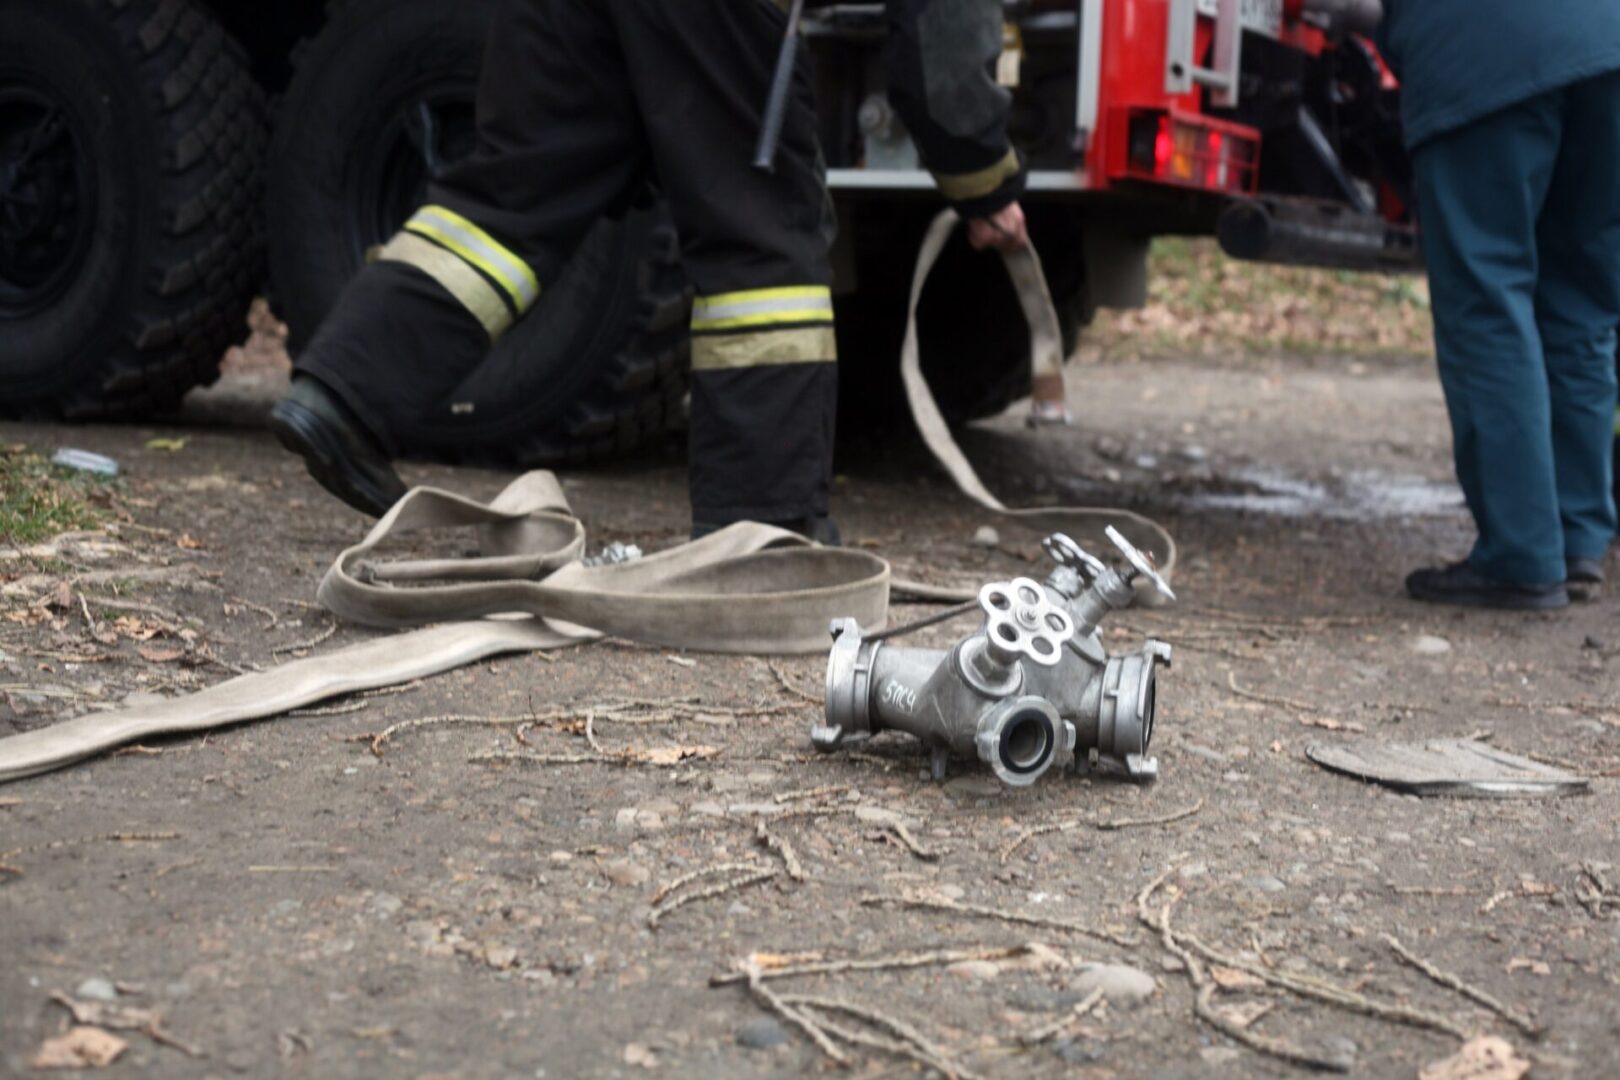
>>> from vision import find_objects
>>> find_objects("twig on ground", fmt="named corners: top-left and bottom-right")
top-left (288, 700), bottom-right (369, 718)
top-left (273, 623), bottom-right (336, 656)
top-left (1, 832), bottom-right (179, 879)
top-left (1135, 869), bottom-right (1351, 1073)
top-left (861, 892), bottom-right (1133, 947)
top-left (1480, 890), bottom-right (1514, 914)
top-left (1021, 987), bottom-right (1105, 1045)
top-left (783, 993), bottom-right (973, 1078)
top-left (774, 784), bottom-right (850, 804)
top-left (470, 751), bottom-right (604, 767)
top-left (999, 820), bottom-right (1082, 864)
top-left (877, 822), bottom-right (944, 862)
top-left (1097, 798), bottom-right (1205, 832)
top-left (742, 963), bottom-right (848, 1064)
top-left (652, 861), bottom-right (770, 906)
top-left (1224, 671), bottom-right (1318, 713)
top-left (1383, 934), bottom-right (1540, 1037)
top-left (766, 660), bottom-right (823, 705)
top-left (756, 821), bottom-right (806, 882)
top-left (1389, 884), bottom-right (1476, 897)
top-left (1576, 862), bottom-right (1618, 918)
top-left (247, 865), bottom-right (335, 873)
top-left (227, 596), bottom-right (279, 629)
top-left (1181, 929), bottom-right (1467, 1039)
top-left (357, 713), bottom-right (542, 756)
top-left (710, 945), bottom-right (1029, 987)
top-left (648, 865), bottom-right (776, 928)
top-left (80, 594), bottom-right (188, 624)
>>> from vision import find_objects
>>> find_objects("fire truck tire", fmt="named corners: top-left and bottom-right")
top-left (835, 204), bottom-right (1087, 435)
top-left (265, 0), bottom-right (690, 468)
top-left (0, 0), bottom-right (266, 419)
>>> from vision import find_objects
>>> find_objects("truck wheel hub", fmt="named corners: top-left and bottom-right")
top-left (0, 84), bottom-right (93, 317)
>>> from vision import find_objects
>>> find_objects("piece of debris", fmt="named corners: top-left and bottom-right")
top-left (1417, 1036), bottom-right (1530, 1080)
top-left (50, 449), bottom-right (119, 477)
top-left (971, 525), bottom-right (1000, 548)
top-left (1410, 635), bottom-right (1453, 656)
top-left (30, 1026), bottom-right (128, 1070)
top-left (1069, 962), bottom-right (1157, 1006)
top-left (1305, 738), bottom-right (1589, 797)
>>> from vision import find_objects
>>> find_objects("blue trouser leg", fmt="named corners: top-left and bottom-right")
top-left (1535, 70), bottom-right (1620, 561)
top-left (1412, 77), bottom-right (1620, 584)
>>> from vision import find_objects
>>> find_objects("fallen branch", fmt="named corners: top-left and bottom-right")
top-left (861, 892), bottom-right (1133, 947)
top-left (756, 821), bottom-right (806, 882)
top-left (288, 700), bottom-right (369, 718)
top-left (1383, 935), bottom-right (1541, 1037)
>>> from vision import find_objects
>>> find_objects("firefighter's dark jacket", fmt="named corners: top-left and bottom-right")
top-left (1379, 0), bottom-right (1620, 148)
top-left (883, 0), bottom-right (1026, 216)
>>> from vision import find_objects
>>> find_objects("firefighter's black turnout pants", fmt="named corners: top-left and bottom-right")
top-left (298, 0), bottom-right (837, 527)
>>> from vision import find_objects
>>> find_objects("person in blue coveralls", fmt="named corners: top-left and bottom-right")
top-left (1382, 1), bottom-right (1620, 608)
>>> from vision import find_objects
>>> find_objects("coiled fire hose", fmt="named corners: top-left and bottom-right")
top-left (0, 211), bottom-right (1173, 783)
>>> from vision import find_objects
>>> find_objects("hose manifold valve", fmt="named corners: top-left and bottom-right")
top-left (813, 528), bottom-right (1174, 786)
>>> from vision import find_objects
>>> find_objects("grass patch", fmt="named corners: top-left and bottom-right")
top-left (0, 447), bottom-right (115, 544)
top-left (1088, 237), bottom-right (1434, 360)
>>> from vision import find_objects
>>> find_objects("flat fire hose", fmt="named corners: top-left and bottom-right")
top-left (0, 210), bottom-right (1172, 784)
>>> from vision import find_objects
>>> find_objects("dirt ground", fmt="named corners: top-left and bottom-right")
top-left (2, 348), bottom-right (1617, 1079)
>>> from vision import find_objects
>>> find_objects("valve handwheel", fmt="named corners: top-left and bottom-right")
top-left (1105, 525), bottom-right (1177, 603)
top-left (979, 577), bottom-right (1076, 667)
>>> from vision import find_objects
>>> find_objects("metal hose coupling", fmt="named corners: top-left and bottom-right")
top-left (813, 528), bottom-right (1175, 786)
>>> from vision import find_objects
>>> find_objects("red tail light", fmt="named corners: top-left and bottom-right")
top-left (1121, 109), bottom-right (1260, 195)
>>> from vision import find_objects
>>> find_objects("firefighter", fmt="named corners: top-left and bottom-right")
top-left (269, 0), bottom-right (1029, 543)
top-left (1385, 0), bottom-right (1620, 608)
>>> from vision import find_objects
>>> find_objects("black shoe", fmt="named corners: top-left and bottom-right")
top-left (692, 514), bottom-right (842, 546)
top-left (1566, 556), bottom-right (1606, 602)
top-left (269, 377), bottom-right (407, 518)
top-left (1405, 560), bottom-right (1568, 610)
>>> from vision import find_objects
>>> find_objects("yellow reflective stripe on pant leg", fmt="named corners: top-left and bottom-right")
top-left (691, 326), bottom-right (837, 371)
top-left (376, 232), bottom-right (514, 340)
top-left (403, 206), bottom-right (541, 314)
top-left (691, 285), bottom-right (833, 332)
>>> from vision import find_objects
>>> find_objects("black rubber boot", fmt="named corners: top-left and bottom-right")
top-left (692, 514), bottom-right (842, 546)
top-left (1405, 560), bottom-right (1568, 611)
top-left (269, 376), bottom-right (407, 518)
top-left (1566, 556), bottom-right (1606, 602)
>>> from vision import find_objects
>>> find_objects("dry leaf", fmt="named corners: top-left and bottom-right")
top-left (175, 533), bottom-right (204, 550)
top-left (3, 607), bottom-right (51, 625)
top-left (52, 581), bottom-right (74, 609)
top-left (136, 645), bottom-right (184, 663)
top-left (144, 437), bottom-right (187, 452)
top-left (1505, 957), bottom-right (1550, 976)
top-left (1215, 1000), bottom-right (1275, 1029)
top-left (1519, 880), bottom-right (1556, 897)
top-left (112, 617), bottom-right (162, 642)
top-left (1210, 965), bottom-right (1266, 991)
top-left (1299, 716), bottom-right (1366, 733)
top-left (1418, 1036), bottom-right (1530, 1080)
top-left (30, 1026), bottom-right (128, 1069)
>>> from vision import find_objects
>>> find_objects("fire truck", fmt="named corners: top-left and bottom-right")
top-left (0, 0), bottom-right (1410, 464)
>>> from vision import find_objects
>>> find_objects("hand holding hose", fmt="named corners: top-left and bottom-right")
top-left (967, 201), bottom-right (1029, 252)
